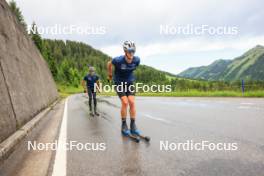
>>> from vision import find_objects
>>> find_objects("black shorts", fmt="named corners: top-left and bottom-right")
top-left (114, 83), bottom-right (135, 98)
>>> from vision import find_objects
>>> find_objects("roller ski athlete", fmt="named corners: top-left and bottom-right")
top-left (107, 41), bottom-right (150, 143)
top-left (82, 66), bottom-right (100, 117)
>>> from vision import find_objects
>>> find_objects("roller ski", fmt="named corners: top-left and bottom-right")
top-left (94, 108), bottom-right (100, 116)
top-left (90, 112), bottom-right (100, 117)
top-left (133, 133), bottom-right (150, 142)
top-left (130, 121), bottom-right (150, 142)
top-left (89, 111), bottom-right (94, 117)
top-left (90, 107), bottom-right (100, 117)
top-left (121, 120), bottom-right (140, 143)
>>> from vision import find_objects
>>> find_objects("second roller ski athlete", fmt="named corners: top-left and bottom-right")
top-left (82, 66), bottom-right (100, 116)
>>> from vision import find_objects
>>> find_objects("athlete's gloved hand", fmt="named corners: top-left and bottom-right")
top-left (96, 89), bottom-right (101, 93)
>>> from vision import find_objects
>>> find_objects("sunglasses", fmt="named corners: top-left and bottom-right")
top-left (127, 49), bottom-right (135, 54)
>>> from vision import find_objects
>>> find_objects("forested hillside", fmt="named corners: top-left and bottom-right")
top-left (39, 39), bottom-right (170, 86)
top-left (179, 45), bottom-right (264, 81)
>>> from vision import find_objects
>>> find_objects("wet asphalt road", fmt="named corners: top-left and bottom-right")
top-left (65, 94), bottom-right (264, 176)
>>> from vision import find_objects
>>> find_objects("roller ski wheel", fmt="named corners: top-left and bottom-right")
top-left (131, 130), bottom-right (150, 142)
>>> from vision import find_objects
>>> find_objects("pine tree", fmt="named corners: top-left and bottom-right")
top-left (30, 22), bottom-right (43, 52)
top-left (9, 0), bottom-right (27, 32)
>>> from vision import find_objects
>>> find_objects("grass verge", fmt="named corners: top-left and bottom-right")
top-left (57, 84), bottom-right (83, 98)
top-left (57, 84), bottom-right (264, 98)
top-left (137, 90), bottom-right (264, 97)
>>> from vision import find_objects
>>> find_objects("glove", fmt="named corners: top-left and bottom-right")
top-left (97, 89), bottom-right (101, 93)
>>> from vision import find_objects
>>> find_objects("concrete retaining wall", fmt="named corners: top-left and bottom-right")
top-left (0, 0), bottom-right (58, 143)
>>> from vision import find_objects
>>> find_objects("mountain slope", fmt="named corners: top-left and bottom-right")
top-left (178, 45), bottom-right (264, 81)
top-left (179, 59), bottom-right (231, 80)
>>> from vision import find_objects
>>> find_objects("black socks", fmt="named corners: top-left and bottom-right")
top-left (122, 118), bottom-right (127, 125)
top-left (130, 118), bottom-right (135, 125)
top-left (130, 118), bottom-right (136, 130)
top-left (122, 119), bottom-right (136, 126)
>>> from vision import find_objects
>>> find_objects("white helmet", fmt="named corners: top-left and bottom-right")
top-left (89, 66), bottom-right (95, 73)
top-left (123, 41), bottom-right (136, 53)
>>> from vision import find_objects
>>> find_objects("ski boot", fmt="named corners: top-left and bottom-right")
top-left (130, 120), bottom-right (140, 136)
top-left (121, 121), bottom-right (130, 136)
top-left (89, 107), bottom-right (94, 116)
top-left (94, 107), bottom-right (100, 116)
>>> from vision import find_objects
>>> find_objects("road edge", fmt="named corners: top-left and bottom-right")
top-left (0, 98), bottom-right (61, 165)
top-left (51, 97), bottom-right (68, 176)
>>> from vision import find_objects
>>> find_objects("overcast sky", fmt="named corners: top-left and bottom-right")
top-left (12, 0), bottom-right (264, 74)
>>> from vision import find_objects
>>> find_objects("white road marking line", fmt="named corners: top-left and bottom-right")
top-left (238, 106), bottom-right (251, 109)
top-left (240, 102), bottom-right (254, 105)
top-left (144, 114), bottom-right (171, 124)
top-left (52, 98), bottom-right (68, 176)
